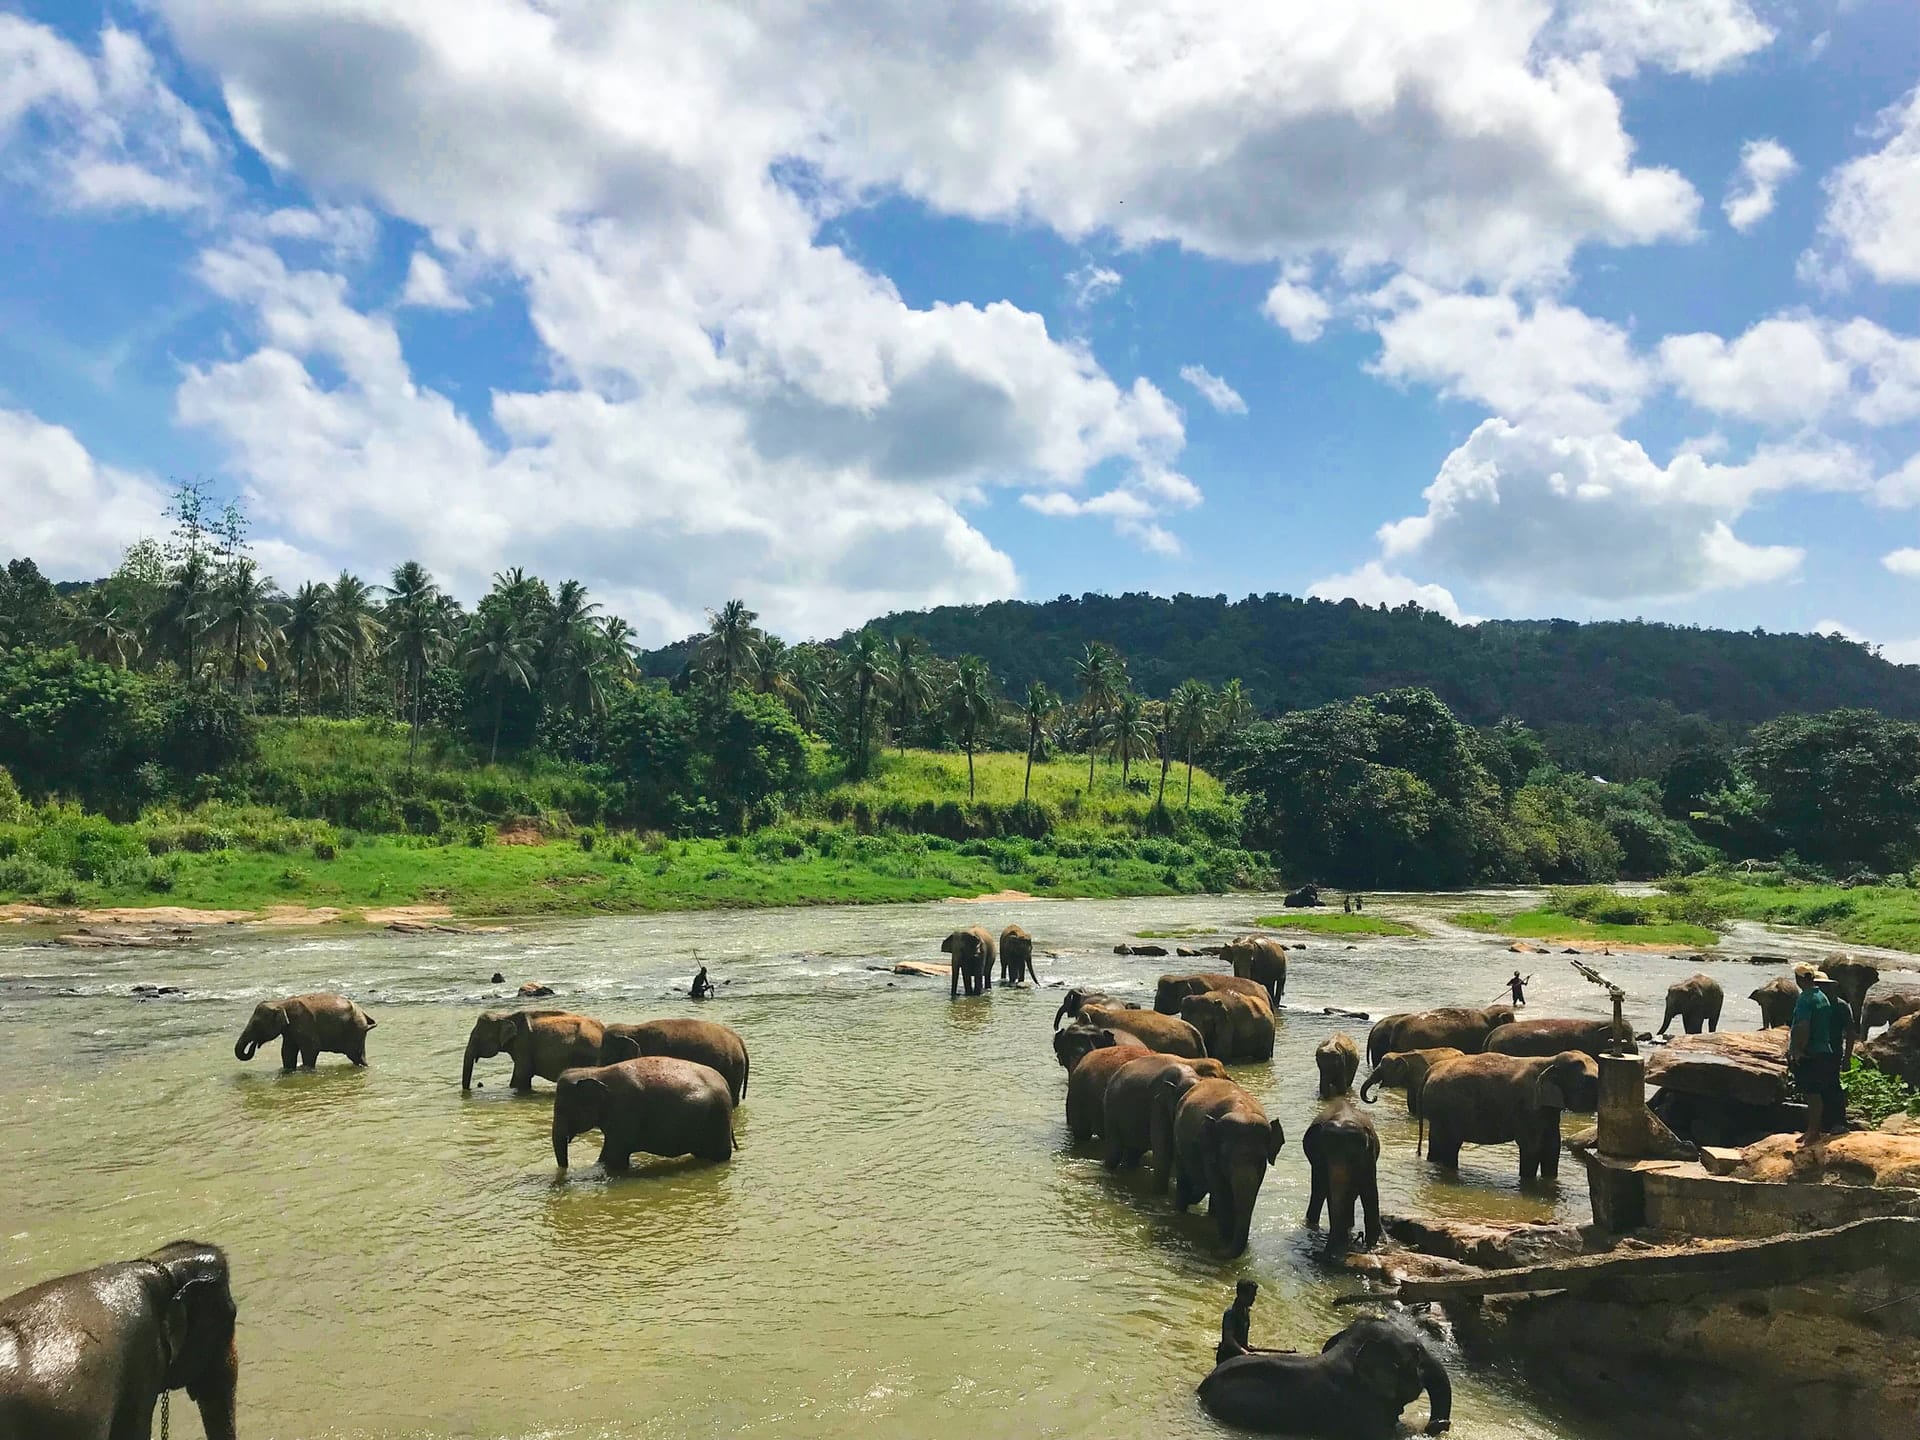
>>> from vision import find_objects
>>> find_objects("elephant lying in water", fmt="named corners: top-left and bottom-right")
top-left (1484, 1016), bottom-right (1629, 1058)
top-left (235, 991), bottom-right (376, 1068)
top-left (1198, 1314), bottom-right (1451, 1438)
top-left (0, 1239), bottom-right (239, 1440)
top-left (552, 1057), bottom-right (737, 1171)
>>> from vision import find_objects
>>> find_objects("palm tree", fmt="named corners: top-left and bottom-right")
top-left (1106, 690), bottom-right (1154, 788)
top-left (1072, 641), bottom-right (1122, 790)
top-left (599, 616), bottom-right (640, 681)
top-left (888, 635), bottom-right (934, 753)
top-left (68, 591), bottom-right (141, 669)
top-left (151, 552), bottom-right (214, 680)
top-left (326, 571), bottom-right (385, 717)
top-left (208, 558), bottom-right (282, 693)
top-left (843, 629), bottom-right (892, 774)
top-left (778, 644), bottom-right (832, 730)
top-left (1020, 681), bottom-right (1059, 800)
top-left (460, 605), bottom-right (536, 763)
top-left (541, 579), bottom-right (602, 698)
top-left (1168, 678), bottom-right (1216, 808)
top-left (949, 655), bottom-right (996, 799)
top-left (701, 598), bottom-right (762, 694)
top-left (281, 581), bottom-right (336, 709)
top-left (1215, 678), bottom-right (1252, 739)
top-left (383, 561), bottom-right (450, 768)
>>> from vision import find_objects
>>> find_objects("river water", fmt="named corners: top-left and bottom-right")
top-left (0, 893), bottom-right (1849, 1439)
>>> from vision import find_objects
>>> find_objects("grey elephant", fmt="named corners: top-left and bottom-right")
top-left (942, 925), bottom-right (996, 997)
top-left (234, 991), bottom-right (376, 1069)
top-left (1180, 991), bottom-right (1275, 1062)
top-left (462, 1008), bottom-right (604, 1091)
top-left (1221, 934), bottom-right (1288, 1004)
top-left (1358, 1046), bottom-right (1465, 1141)
top-left (1051, 987), bottom-right (1133, 1030)
top-left (1099, 1052), bottom-right (1229, 1182)
top-left (1316, 1033), bottom-right (1361, 1098)
top-left (1751, 975), bottom-right (1798, 1028)
top-left (0, 1239), bottom-right (238, 1440)
top-left (1366, 1005), bottom-right (1514, 1065)
top-left (1824, 955), bottom-right (1880, 1040)
top-left (1154, 972), bottom-right (1268, 1014)
top-left (1303, 1096), bottom-right (1382, 1250)
top-left (1078, 1002), bottom-right (1208, 1058)
top-left (1864, 983), bottom-right (1920, 1034)
top-left (1421, 1050), bottom-right (1599, 1181)
top-left (1053, 1021), bottom-right (1148, 1072)
top-left (1484, 1016), bottom-right (1629, 1058)
top-left (1658, 973), bottom-right (1724, 1035)
top-left (1170, 1078), bottom-right (1285, 1255)
top-left (999, 925), bottom-right (1038, 983)
top-left (1198, 1314), bottom-right (1451, 1438)
top-left (552, 1057), bottom-right (736, 1171)
top-left (601, 1018), bottom-right (750, 1103)
top-left (1064, 1044), bottom-right (1153, 1141)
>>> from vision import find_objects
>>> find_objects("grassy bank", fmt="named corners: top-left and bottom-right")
top-left (1254, 912), bottom-right (1417, 937)
top-left (1453, 886), bottom-right (1726, 949)
top-left (1661, 874), bottom-right (1920, 954)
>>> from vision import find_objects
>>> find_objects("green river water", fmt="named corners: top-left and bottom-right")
top-left (0, 893), bottom-right (1792, 1439)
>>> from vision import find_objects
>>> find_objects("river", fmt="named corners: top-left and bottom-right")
top-left (0, 892), bottom-right (1836, 1439)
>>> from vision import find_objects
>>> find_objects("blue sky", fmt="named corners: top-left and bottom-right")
top-left (5, 0), bottom-right (1920, 655)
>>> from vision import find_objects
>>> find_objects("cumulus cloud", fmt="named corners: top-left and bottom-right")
top-left (1886, 548), bottom-right (1920, 577)
top-left (1555, 0), bottom-right (1775, 77)
top-left (399, 251), bottom-right (468, 310)
top-left (1818, 85), bottom-right (1920, 285)
top-left (1068, 265), bottom-right (1122, 310)
top-left (1264, 276), bottom-right (1332, 343)
top-left (1307, 561), bottom-right (1469, 621)
top-left (0, 407), bottom-right (170, 575)
top-left (1659, 314), bottom-right (1920, 426)
top-left (1723, 138), bottom-right (1796, 231)
top-left (1179, 365), bottom-right (1246, 415)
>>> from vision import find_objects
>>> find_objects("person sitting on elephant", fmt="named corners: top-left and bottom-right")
top-left (1198, 1313), bottom-right (1450, 1438)
top-left (1790, 963), bottom-right (1843, 1142)
top-left (1216, 1280), bottom-right (1293, 1365)
top-left (690, 965), bottom-right (714, 1000)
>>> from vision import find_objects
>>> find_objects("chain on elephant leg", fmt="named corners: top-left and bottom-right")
top-left (160, 1389), bottom-right (170, 1440)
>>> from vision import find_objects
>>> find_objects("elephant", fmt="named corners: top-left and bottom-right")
top-left (0, 1239), bottom-right (239, 1440)
top-left (1824, 955), bottom-right (1880, 1041)
top-left (942, 925), bottom-right (996, 997)
top-left (1052, 987), bottom-right (1133, 1030)
top-left (1751, 975), bottom-right (1798, 1028)
top-left (1864, 983), bottom-right (1920, 1034)
top-left (1154, 972), bottom-right (1269, 1014)
top-left (1053, 1021), bottom-right (1148, 1072)
top-left (1365, 1004), bottom-right (1515, 1065)
top-left (1221, 935), bottom-right (1288, 1004)
top-left (1359, 1047), bottom-right (1464, 1116)
top-left (1283, 884), bottom-right (1323, 909)
top-left (1483, 1016), bottom-right (1630, 1058)
top-left (233, 992), bottom-right (375, 1069)
top-left (1303, 1096), bottom-right (1382, 1250)
top-left (1170, 1078), bottom-right (1286, 1255)
top-left (462, 1008), bottom-right (604, 1091)
top-left (552, 1056), bottom-right (736, 1171)
top-left (1315, 1033), bottom-right (1361, 1098)
top-left (1420, 1050), bottom-right (1600, 1181)
top-left (1179, 991), bottom-right (1275, 1062)
top-left (1861, 1013), bottom-right (1920, 1088)
top-left (601, 1018), bottom-right (750, 1103)
top-left (1098, 1053), bottom-right (1229, 1183)
top-left (1198, 1314), bottom-right (1451, 1439)
top-left (999, 925), bottom-right (1038, 984)
top-left (1079, 1003), bottom-right (1208, 1059)
top-left (1065, 1044), bottom-right (1154, 1141)
top-left (1658, 974), bottom-right (1724, 1035)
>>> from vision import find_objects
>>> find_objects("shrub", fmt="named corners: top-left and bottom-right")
top-left (312, 838), bottom-right (337, 861)
top-left (465, 823), bottom-right (491, 848)
top-left (0, 766), bottom-right (22, 824)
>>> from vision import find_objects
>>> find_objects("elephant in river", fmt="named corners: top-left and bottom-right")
top-left (1099, 1053), bottom-right (1229, 1182)
top-left (1054, 1021), bottom-right (1147, 1072)
top-left (1154, 972), bottom-right (1268, 1014)
top-left (462, 1008), bottom-right (603, 1091)
top-left (1358, 1047), bottom-right (1465, 1141)
top-left (999, 925), bottom-right (1037, 984)
top-left (1052, 987), bottom-right (1134, 1030)
top-left (1316, 1033), bottom-right (1361, 1098)
top-left (234, 992), bottom-right (375, 1069)
top-left (1861, 1013), bottom-right (1920, 1088)
top-left (1065, 1044), bottom-right (1154, 1141)
top-left (552, 1057), bottom-right (736, 1171)
top-left (1079, 1003), bottom-right (1207, 1058)
top-left (1303, 1096), bottom-right (1382, 1251)
top-left (1658, 974), bottom-right (1724, 1035)
top-left (1751, 975), bottom-right (1798, 1028)
top-left (942, 925), bottom-right (996, 997)
top-left (1824, 955), bottom-right (1880, 1041)
top-left (1221, 935), bottom-right (1288, 1004)
top-left (1421, 1050), bottom-right (1600, 1182)
top-left (1179, 991), bottom-right (1274, 1062)
top-left (601, 1018), bottom-right (750, 1103)
top-left (1366, 1005), bottom-right (1515, 1066)
top-left (0, 1239), bottom-right (239, 1440)
top-left (1198, 1314), bottom-right (1451, 1439)
top-left (1484, 1016), bottom-right (1629, 1058)
top-left (1864, 983), bottom-right (1920, 1034)
top-left (1171, 1079), bottom-right (1285, 1255)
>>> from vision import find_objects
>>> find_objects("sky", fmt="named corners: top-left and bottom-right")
top-left (4, 1), bottom-right (1920, 656)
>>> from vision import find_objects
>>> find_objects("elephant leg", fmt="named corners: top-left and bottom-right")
top-left (1305, 1163), bottom-right (1326, 1228)
top-left (1103, 1137), bottom-right (1126, 1170)
top-left (1149, 1110), bottom-right (1176, 1194)
top-left (280, 1036), bottom-right (299, 1071)
top-left (598, 1141), bottom-right (632, 1172)
top-left (1708, 1014), bottom-right (1719, 1033)
top-left (1172, 1160), bottom-right (1200, 1211)
top-left (511, 1058), bottom-right (535, 1093)
top-left (1360, 1173), bottom-right (1381, 1249)
top-left (1425, 1125), bottom-right (1460, 1169)
top-left (301, 1044), bottom-right (319, 1069)
top-left (1538, 1120), bottom-right (1562, 1180)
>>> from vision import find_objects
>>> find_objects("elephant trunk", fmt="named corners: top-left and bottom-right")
top-left (552, 1114), bottom-right (572, 1169)
top-left (189, 1338), bottom-right (240, 1440)
top-left (1052, 996), bottom-right (1074, 1031)
top-left (461, 1039), bottom-right (481, 1092)
top-left (1418, 1344), bottom-right (1453, 1434)
top-left (1359, 1069), bottom-right (1382, 1104)
top-left (234, 1035), bottom-right (257, 1062)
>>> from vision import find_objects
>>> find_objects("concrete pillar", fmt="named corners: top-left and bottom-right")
top-left (1597, 1054), bottom-right (1649, 1157)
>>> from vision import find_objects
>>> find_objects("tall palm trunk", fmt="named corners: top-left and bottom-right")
top-left (966, 728), bottom-right (976, 799)
top-left (1086, 708), bottom-right (1100, 789)
top-left (1185, 742), bottom-right (1196, 808)
top-left (1024, 726), bottom-right (1037, 800)
top-left (490, 687), bottom-right (504, 765)
top-left (231, 624), bottom-right (244, 694)
top-left (407, 659), bottom-right (422, 771)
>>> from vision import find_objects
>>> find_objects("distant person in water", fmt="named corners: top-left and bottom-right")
top-left (1215, 1281), bottom-right (1291, 1365)
top-left (690, 965), bottom-right (714, 1001)
top-left (1355, 895), bottom-right (1364, 911)
top-left (1507, 972), bottom-right (1531, 1007)
top-left (1343, 894), bottom-right (1353, 914)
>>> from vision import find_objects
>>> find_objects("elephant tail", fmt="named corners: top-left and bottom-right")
top-left (741, 1050), bottom-right (749, 1099)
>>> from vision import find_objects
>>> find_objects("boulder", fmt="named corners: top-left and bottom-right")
top-left (1647, 1028), bottom-right (1790, 1107)
top-left (890, 961), bottom-right (949, 978)
top-left (517, 982), bottom-right (556, 998)
top-left (1729, 1131), bottom-right (1920, 1189)
top-left (1176, 946), bottom-right (1202, 957)
top-left (1861, 1013), bottom-right (1920, 1088)
top-left (1383, 1214), bottom-right (1591, 1269)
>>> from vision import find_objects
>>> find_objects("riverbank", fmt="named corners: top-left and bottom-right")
top-left (1660, 873), bottom-right (1920, 953)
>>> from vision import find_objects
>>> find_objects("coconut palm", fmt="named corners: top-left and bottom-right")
top-left (701, 598), bottom-right (762, 695)
top-left (1215, 678), bottom-right (1252, 739)
top-left (208, 559), bottom-right (282, 693)
top-left (150, 552), bottom-right (214, 680)
top-left (888, 635), bottom-right (934, 753)
top-left (383, 561), bottom-right (450, 768)
top-left (1072, 641), bottom-right (1123, 789)
top-left (1105, 690), bottom-right (1155, 788)
top-left (325, 571), bottom-right (385, 717)
top-left (1020, 680), bottom-right (1059, 801)
top-left (68, 591), bottom-right (141, 669)
top-left (460, 604), bottom-right (536, 763)
top-left (843, 629), bottom-right (892, 773)
top-left (541, 579), bottom-right (602, 695)
top-left (949, 655), bottom-right (997, 800)
top-left (599, 616), bottom-right (641, 681)
top-left (1168, 678), bottom-right (1216, 808)
top-left (777, 643), bottom-right (833, 730)
top-left (281, 581), bottom-right (336, 709)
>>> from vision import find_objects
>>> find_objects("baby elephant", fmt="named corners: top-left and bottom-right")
top-left (552, 1057), bottom-right (737, 1172)
top-left (1316, 1033), bottom-right (1361, 1098)
top-left (234, 992), bottom-right (376, 1069)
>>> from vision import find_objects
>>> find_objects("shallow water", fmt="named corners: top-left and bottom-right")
top-left (0, 893), bottom-right (1813, 1439)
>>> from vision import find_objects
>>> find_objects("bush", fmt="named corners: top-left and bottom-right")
top-left (0, 766), bottom-right (22, 824)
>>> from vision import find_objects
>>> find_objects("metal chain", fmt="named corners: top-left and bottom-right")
top-left (159, 1389), bottom-right (169, 1440)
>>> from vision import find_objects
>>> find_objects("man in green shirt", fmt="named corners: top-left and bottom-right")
top-left (1789, 963), bottom-right (1842, 1143)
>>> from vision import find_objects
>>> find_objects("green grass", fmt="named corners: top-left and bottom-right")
top-left (1661, 874), bottom-right (1920, 954)
top-left (1253, 912), bottom-right (1418, 937)
top-left (1451, 909), bottom-right (1720, 948)
top-left (813, 750), bottom-right (1229, 830)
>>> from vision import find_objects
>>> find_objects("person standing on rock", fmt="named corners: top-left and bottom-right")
top-left (1815, 972), bottom-right (1856, 1130)
top-left (1790, 963), bottom-right (1843, 1142)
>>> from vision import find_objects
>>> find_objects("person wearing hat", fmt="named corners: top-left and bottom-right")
top-left (1789, 963), bottom-right (1843, 1142)
top-left (1215, 1281), bottom-right (1293, 1365)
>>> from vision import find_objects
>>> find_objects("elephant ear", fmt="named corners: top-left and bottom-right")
top-left (1532, 1062), bottom-right (1571, 1111)
top-left (603, 1032), bottom-right (642, 1062)
top-left (1266, 1118), bottom-right (1286, 1161)
top-left (149, 1243), bottom-right (234, 1389)
top-left (1301, 1121), bottom-right (1325, 1162)
top-left (256, 1000), bottom-right (286, 1034)
top-left (506, 1010), bottom-right (535, 1048)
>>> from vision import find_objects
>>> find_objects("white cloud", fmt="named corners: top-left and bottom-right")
top-left (1068, 265), bottom-right (1121, 310)
top-left (1368, 280), bottom-right (1649, 431)
top-left (1378, 419), bottom-right (1867, 605)
top-left (1723, 138), bottom-right (1796, 232)
top-left (1179, 365), bottom-right (1246, 415)
top-left (1659, 317), bottom-right (1853, 423)
top-left (1818, 85), bottom-right (1920, 285)
top-left (1307, 561), bottom-right (1469, 621)
top-left (0, 407), bottom-right (170, 576)
top-left (1885, 548), bottom-right (1920, 577)
top-left (1264, 277), bottom-right (1332, 343)
top-left (399, 251), bottom-right (468, 311)
top-left (1555, 0), bottom-right (1774, 77)
top-left (1812, 618), bottom-right (1862, 641)
top-left (244, 204), bottom-right (379, 260)
top-left (1882, 639), bottom-right (1920, 665)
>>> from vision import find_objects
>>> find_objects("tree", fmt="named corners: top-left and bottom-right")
top-left (1020, 681), bottom-right (1059, 800)
top-left (460, 604), bottom-right (536, 763)
top-left (1169, 678), bottom-right (1215, 808)
top-left (1106, 690), bottom-right (1154, 787)
top-left (1214, 678), bottom-right (1252, 739)
top-left (383, 562), bottom-right (450, 768)
top-left (1072, 641), bottom-right (1122, 790)
top-left (889, 634), bottom-right (934, 753)
top-left (843, 629), bottom-right (892, 775)
top-left (67, 590), bottom-right (141, 670)
top-left (0, 558), bottom-right (59, 650)
top-left (281, 582), bottom-right (336, 711)
top-left (949, 655), bottom-right (996, 799)
top-left (1742, 710), bottom-right (1920, 872)
top-left (208, 559), bottom-right (281, 694)
top-left (150, 552), bottom-right (214, 682)
top-left (325, 572), bottom-right (385, 717)
top-left (701, 599), bottom-right (763, 695)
